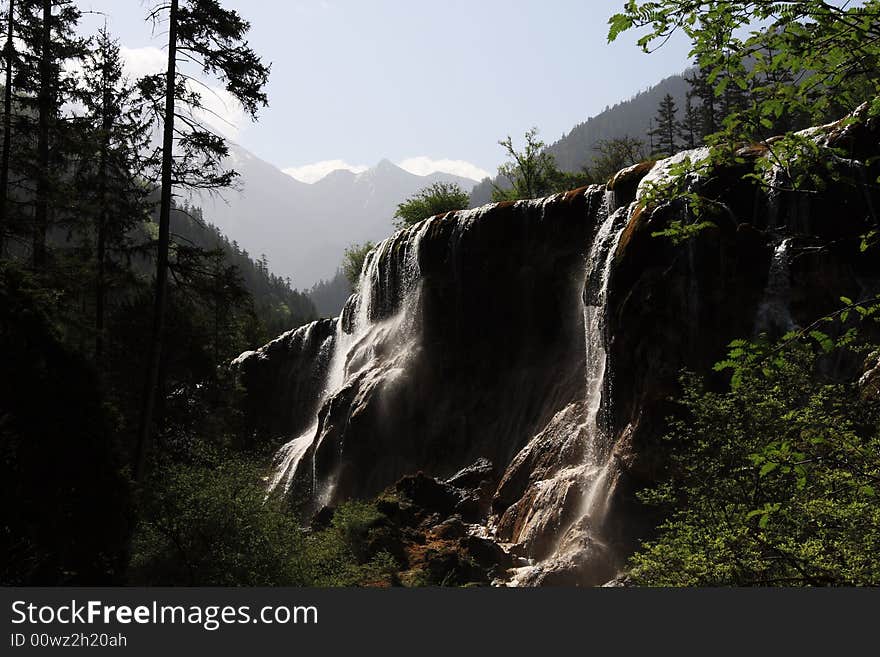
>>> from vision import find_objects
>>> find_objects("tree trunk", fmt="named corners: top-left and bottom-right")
top-left (95, 69), bottom-right (111, 365)
top-left (135, 0), bottom-right (178, 482)
top-left (32, 0), bottom-right (50, 268)
top-left (0, 0), bottom-right (15, 257)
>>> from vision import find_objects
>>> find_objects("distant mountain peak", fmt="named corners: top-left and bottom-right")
top-left (316, 168), bottom-right (357, 184)
top-left (360, 158), bottom-right (406, 177)
top-left (196, 145), bottom-right (479, 288)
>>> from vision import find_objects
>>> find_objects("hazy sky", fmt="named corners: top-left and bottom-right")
top-left (76, 0), bottom-right (693, 182)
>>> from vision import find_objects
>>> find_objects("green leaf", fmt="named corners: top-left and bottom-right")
top-left (809, 330), bottom-right (834, 353)
top-left (607, 13), bottom-right (634, 42)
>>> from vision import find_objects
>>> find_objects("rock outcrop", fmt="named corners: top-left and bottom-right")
top-left (235, 106), bottom-right (880, 585)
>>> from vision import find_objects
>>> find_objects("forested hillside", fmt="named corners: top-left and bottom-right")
top-left (469, 74), bottom-right (689, 206)
top-left (164, 202), bottom-right (316, 336)
top-left (0, 0), bottom-right (313, 584)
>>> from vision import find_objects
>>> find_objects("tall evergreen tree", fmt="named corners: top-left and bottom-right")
top-left (648, 93), bottom-right (679, 157)
top-left (684, 66), bottom-right (720, 140)
top-left (0, 0), bottom-right (16, 256)
top-left (677, 93), bottom-right (702, 149)
top-left (14, 0), bottom-right (85, 268)
top-left (135, 0), bottom-right (270, 481)
top-left (75, 27), bottom-right (152, 364)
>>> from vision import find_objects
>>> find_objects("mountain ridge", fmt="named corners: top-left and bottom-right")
top-left (194, 146), bottom-right (478, 288)
top-left (469, 73), bottom-right (690, 206)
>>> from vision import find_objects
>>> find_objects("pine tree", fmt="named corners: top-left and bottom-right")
top-left (648, 93), bottom-right (679, 157)
top-left (677, 93), bottom-right (702, 149)
top-left (13, 0), bottom-right (85, 268)
top-left (74, 27), bottom-right (152, 364)
top-left (135, 0), bottom-right (270, 481)
top-left (685, 66), bottom-right (720, 140)
top-left (0, 0), bottom-right (16, 256)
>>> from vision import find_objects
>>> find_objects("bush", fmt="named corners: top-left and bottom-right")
top-left (629, 337), bottom-right (880, 586)
top-left (129, 453), bottom-right (311, 586)
top-left (306, 501), bottom-right (401, 587)
top-left (130, 450), bottom-right (404, 586)
top-left (341, 242), bottom-right (375, 288)
top-left (394, 182), bottom-right (470, 229)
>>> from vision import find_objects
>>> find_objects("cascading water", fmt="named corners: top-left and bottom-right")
top-left (265, 230), bottom-right (424, 497)
top-left (264, 207), bottom-right (493, 500)
top-left (577, 199), bottom-right (631, 527)
top-left (506, 193), bottom-right (632, 585)
top-left (755, 238), bottom-right (796, 335)
top-left (254, 187), bottom-right (638, 583)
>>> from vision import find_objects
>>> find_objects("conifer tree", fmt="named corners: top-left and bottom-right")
top-left (677, 93), bottom-right (702, 149)
top-left (648, 93), bottom-right (679, 157)
top-left (0, 0), bottom-right (16, 256)
top-left (135, 0), bottom-right (270, 480)
top-left (14, 0), bottom-right (85, 267)
top-left (684, 66), bottom-right (719, 140)
top-left (75, 27), bottom-right (152, 364)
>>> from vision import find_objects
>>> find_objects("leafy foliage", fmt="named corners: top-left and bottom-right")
top-left (130, 451), bottom-right (310, 586)
top-left (589, 136), bottom-right (647, 182)
top-left (342, 241), bottom-right (375, 288)
top-left (609, 1), bottom-right (880, 146)
top-left (650, 218), bottom-right (716, 245)
top-left (130, 451), bottom-right (400, 587)
top-left (638, 150), bottom-right (721, 243)
top-left (394, 182), bottom-right (470, 230)
top-left (305, 501), bottom-right (401, 587)
top-left (0, 262), bottom-right (131, 585)
top-left (629, 329), bottom-right (880, 586)
top-left (492, 127), bottom-right (590, 201)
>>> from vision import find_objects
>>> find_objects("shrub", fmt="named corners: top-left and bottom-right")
top-left (629, 337), bottom-right (880, 586)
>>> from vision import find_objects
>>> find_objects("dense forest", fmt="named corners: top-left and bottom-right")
top-left (0, 0), bottom-right (321, 584)
top-left (2, 0), bottom-right (879, 588)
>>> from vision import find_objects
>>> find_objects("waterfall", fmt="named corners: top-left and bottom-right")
top-left (259, 189), bottom-right (634, 583)
top-left (265, 213), bottom-right (449, 498)
top-left (578, 199), bottom-right (630, 522)
top-left (755, 238), bottom-right (796, 336)
top-left (508, 195), bottom-right (631, 585)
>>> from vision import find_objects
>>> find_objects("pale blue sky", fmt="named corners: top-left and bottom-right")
top-left (76, 0), bottom-right (693, 181)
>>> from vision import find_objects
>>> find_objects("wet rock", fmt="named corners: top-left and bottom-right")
top-left (602, 574), bottom-right (633, 587)
top-left (607, 160), bottom-right (657, 205)
top-left (861, 353), bottom-right (880, 401)
top-left (395, 473), bottom-right (461, 516)
top-left (432, 516), bottom-right (467, 540)
top-left (512, 539), bottom-right (616, 587)
top-left (460, 535), bottom-right (513, 571)
top-left (233, 318), bottom-right (337, 445)
top-left (445, 457), bottom-right (494, 490)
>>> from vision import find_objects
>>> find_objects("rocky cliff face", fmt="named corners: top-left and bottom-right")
top-left (235, 106), bottom-right (880, 585)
